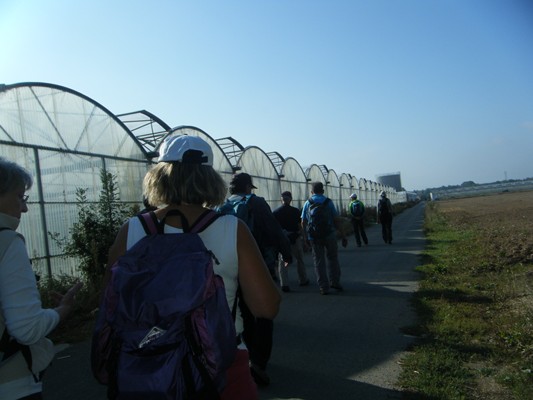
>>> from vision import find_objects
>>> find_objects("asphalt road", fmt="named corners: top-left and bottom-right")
top-left (43, 202), bottom-right (425, 400)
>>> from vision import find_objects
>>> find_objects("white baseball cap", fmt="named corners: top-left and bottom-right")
top-left (157, 135), bottom-right (213, 166)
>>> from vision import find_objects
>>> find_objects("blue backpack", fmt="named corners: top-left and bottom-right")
top-left (216, 195), bottom-right (255, 231)
top-left (306, 197), bottom-right (332, 240)
top-left (91, 209), bottom-right (237, 399)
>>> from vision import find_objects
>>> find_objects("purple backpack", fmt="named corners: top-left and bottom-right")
top-left (91, 209), bottom-right (237, 399)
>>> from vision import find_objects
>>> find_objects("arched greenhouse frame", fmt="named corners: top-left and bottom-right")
top-left (1, 82), bottom-right (399, 279)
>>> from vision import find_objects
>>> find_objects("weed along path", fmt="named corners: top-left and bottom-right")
top-left (42, 203), bottom-right (425, 400)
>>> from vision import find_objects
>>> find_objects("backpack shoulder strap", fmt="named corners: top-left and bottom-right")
top-left (216, 199), bottom-right (234, 215)
top-left (233, 194), bottom-right (253, 211)
top-left (162, 209), bottom-right (191, 232)
top-left (137, 211), bottom-right (161, 235)
top-left (246, 193), bottom-right (256, 206)
top-left (138, 209), bottom-right (220, 235)
top-left (189, 210), bottom-right (220, 233)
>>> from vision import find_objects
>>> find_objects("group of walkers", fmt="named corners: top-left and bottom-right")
top-left (349, 190), bottom-right (394, 246)
top-left (0, 135), bottom-right (395, 400)
top-left (274, 183), bottom-right (395, 296)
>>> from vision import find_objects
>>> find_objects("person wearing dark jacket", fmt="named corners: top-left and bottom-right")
top-left (224, 173), bottom-right (292, 386)
top-left (273, 191), bottom-right (309, 292)
top-left (377, 191), bottom-right (394, 244)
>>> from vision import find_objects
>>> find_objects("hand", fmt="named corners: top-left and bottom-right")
top-left (54, 281), bottom-right (83, 322)
top-left (60, 281), bottom-right (83, 307)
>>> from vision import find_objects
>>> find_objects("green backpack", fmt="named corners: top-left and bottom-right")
top-left (350, 200), bottom-right (365, 219)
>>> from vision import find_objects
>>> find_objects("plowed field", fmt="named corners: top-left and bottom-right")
top-left (434, 190), bottom-right (533, 266)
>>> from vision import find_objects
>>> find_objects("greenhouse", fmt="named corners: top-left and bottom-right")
top-left (0, 82), bottom-right (398, 279)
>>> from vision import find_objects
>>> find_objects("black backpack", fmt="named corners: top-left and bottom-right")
top-left (306, 198), bottom-right (332, 240)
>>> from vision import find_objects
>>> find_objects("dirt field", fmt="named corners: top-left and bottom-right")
top-left (434, 190), bottom-right (533, 266)
top-left (427, 191), bottom-right (533, 399)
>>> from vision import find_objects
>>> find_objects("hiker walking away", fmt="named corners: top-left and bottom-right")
top-left (273, 191), bottom-right (309, 292)
top-left (219, 173), bottom-right (292, 387)
top-left (0, 158), bottom-right (82, 400)
top-left (377, 190), bottom-right (394, 244)
top-left (102, 136), bottom-right (281, 400)
top-left (301, 182), bottom-right (347, 295)
top-left (348, 193), bottom-right (368, 247)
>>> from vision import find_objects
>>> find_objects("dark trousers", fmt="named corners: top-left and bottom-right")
top-left (381, 217), bottom-right (393, 243)
top-left (240, 298), bottom-right (273, 370)
top-left (310, 234), bottom-right (341, 290)
top-left (239, 246), bottom-right (276, 370)
top-left (351, 218), bottom-right (368, 246)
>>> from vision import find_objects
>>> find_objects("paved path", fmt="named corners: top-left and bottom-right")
top-left (43, 202), bottom-right (425, 400)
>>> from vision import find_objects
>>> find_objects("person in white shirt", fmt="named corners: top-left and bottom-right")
top-left (0, 158), bottom-right (81, 400)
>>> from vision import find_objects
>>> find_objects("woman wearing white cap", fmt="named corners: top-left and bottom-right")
top-left (103, 135), bottom-right (280, 399)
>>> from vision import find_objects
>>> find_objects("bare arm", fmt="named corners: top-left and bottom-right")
top-left (301, 218), bottom-right (310, 246)
top-left (236, 220), bottom-right (281, 319)
top-left (301, 219), bottom-right (307, 233)
top-left (301, 202), bottom-right (308, 241)
top-left (102, 221), bottom-right (129, 287)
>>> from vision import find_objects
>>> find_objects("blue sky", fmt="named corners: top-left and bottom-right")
top-left (1, 0), bottom-right (532, 190)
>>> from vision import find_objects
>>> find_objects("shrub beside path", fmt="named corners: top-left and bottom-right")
top-left (43, 202), bottom-right (426, 400)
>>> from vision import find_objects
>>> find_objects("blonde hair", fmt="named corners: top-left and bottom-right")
top-left (143, 162), bottom-right (227, 208)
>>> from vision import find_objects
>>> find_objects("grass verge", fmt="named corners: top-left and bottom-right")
top-left (398, 202), bottom-right (533, 399)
